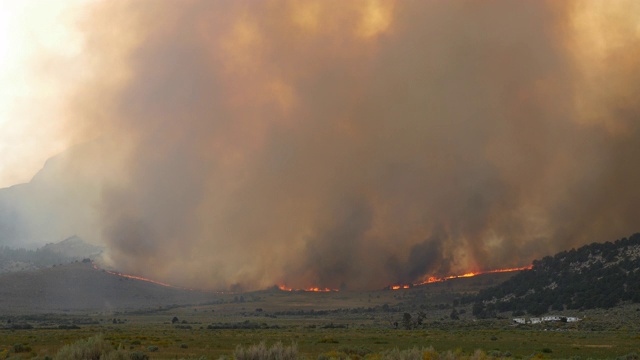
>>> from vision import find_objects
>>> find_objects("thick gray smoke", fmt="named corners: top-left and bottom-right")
top-left (32, 0), bottom-right (639, 290)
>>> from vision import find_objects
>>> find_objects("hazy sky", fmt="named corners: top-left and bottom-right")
top-left (1, 0), bottom-right (640, 290)
top-left (0, 0), bottom-right (98, 187)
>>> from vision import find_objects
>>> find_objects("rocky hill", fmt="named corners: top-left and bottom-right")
top-left (468, 233), bottom-right (640, 317)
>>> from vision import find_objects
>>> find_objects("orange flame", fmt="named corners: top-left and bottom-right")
top-left (391, 285), bottom-right (410, 290)
top-left (389, 265), bottom-right (533, 290)
top-left (92, 262), bottom-right (186, 289)
top-left (278, 284), bottom-right (339, 292)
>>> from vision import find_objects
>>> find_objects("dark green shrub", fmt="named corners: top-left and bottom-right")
top-left (14, 343), bottom-right (31, 353)
top-left (318, 338), bottom-right (339, 344)
top-left (58, 324), bottom-right (81, 330)
top-left (617, 353), bottom-right (639, 360)
top-left (339, 346), bottom-right (371, 358)
top-left (129, 352), bottom-right (149, 360)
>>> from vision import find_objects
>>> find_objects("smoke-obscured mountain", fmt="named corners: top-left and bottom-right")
top-left (0, 236), bottom-right (102, 273)
top-left (468, 233), bottom-right (640, 317)
top-left (0, 261), bottom-right (215, 314)
top-left (41, 236), bottom-right (103, 259)
top-left (0, 141), bottom-right (108, 248)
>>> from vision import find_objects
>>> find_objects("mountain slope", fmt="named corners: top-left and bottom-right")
top-left (0, 262), bottom-right (216, 314)
top-left (468, 233), bottom-right (640, 317)
top-left (41, 236), bottom-right (103, 258)
top-left (0, 236), bottom-right (103, 273)
top-left (0, 140), bottom-right (113, 248)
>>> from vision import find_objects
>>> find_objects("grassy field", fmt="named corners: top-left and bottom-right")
top-left (1, 272), bottom-right (639, 359)
top-left (1, 318), bottom-right (639, 359)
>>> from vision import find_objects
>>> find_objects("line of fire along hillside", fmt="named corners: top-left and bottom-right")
top-left (91, 261), bottom-right (180, 288)
top-left (89, 260), bottom-right (531, 294)
top-left (388, 265), bottom-right (533, 290)
top-left (90, 261), bottom-right (340, 293)
top-left (89, 261), bottom-right (210, 292)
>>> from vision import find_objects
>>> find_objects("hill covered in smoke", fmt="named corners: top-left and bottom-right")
top-left (2, 1), bottom-right (640, 291)
top-left (0, 236), bottom-right (102, 273)
top-left (0, 141), bottom-right (113, 248)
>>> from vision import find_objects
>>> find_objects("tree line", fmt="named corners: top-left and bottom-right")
top-left (466, 233), bottom-right (640, 317)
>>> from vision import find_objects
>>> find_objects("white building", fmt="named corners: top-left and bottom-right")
top-left (512, 316), bottom-right (581, 325)
top-left (542, 316), bottom-right (561, 322)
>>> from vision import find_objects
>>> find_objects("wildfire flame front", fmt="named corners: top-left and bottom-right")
top-left (389, 265), bottom-right (533, 290)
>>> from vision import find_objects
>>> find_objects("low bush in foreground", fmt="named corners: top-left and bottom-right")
top-left (54, 334), bottom-right (146, 360)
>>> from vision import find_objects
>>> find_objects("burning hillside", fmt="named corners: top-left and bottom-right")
top-left (277, 285), bottom-right (339, 293)
top-left (91, 262), bottom-right (176, 289)
top-left (389, 265), bottom-right (533, 290)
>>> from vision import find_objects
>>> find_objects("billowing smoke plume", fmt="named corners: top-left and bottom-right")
top-left (48, 0), bottom-right (640, 290)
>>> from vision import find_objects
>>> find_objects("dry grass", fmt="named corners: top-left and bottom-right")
top-left (53, 334), bottom-right (145, 360)
top-left (234, 342), bottom-right (298, 360)
top-left (54, 334), bottom-right (113, 360)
